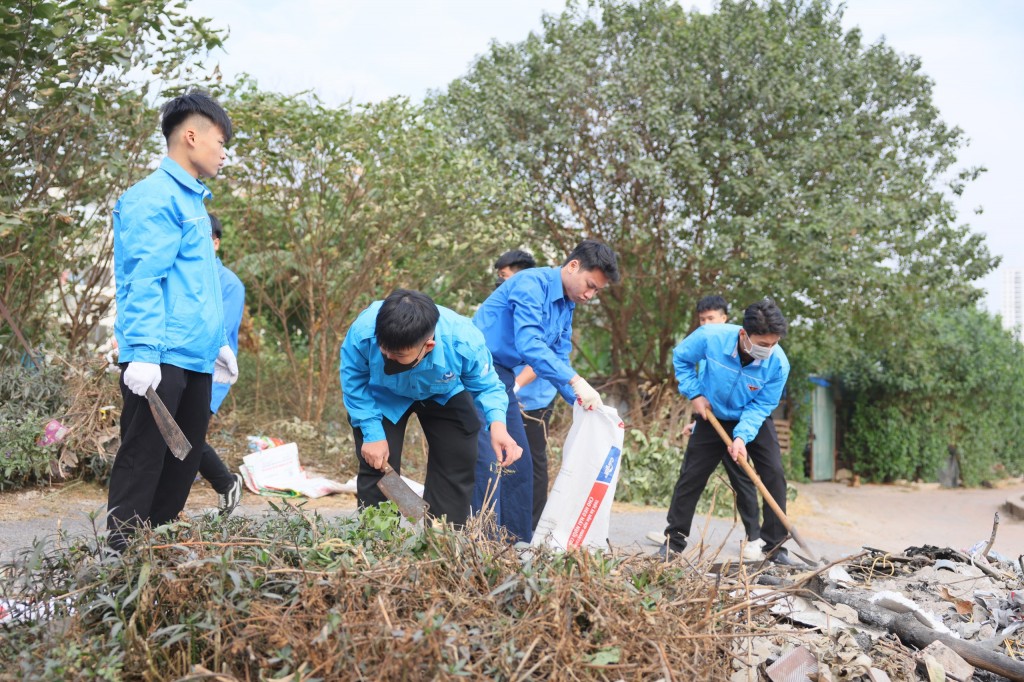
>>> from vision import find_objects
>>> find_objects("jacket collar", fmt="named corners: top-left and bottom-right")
top-left (545, 266), bottom-right (573, 307)
top-left (159, 157), bottom-right (213, 200)
top-left (420, 338), bottom-right (447, 371)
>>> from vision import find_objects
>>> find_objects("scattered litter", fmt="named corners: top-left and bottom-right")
top-left (36, 419), bottom-right (69, 447)
top-left (974, 589), bottom-right (1024, 633)
top-left (917, 641), bottom-right (974, 681)
top-left (826, 564), bottom-right (856, 586)
top-left (0, 597), bottom-right (74, 624)
top-left (869, 591), bottom-right (957, 636)
top-left (247, 435), bottom-right (286, 452)
top-left (765, 645), bottom-right (817, 681)
top-left (239, 442), bottom-right (347, 499)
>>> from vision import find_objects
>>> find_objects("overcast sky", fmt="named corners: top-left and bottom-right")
top-left (188, 0), bottom-right (1023, 316)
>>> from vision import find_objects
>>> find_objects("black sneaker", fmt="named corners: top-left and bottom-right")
top-left (657, 543), bottom-right (684, 560)
top-left (218, 473), bottom-right (243, 517)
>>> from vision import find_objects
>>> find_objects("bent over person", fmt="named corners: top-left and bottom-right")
top-left (340, 289), bottom-right (522, 525)
top-left (661, 298), bottom-right (798, 565)
top-left (108, 92), bottom-right (237, 552)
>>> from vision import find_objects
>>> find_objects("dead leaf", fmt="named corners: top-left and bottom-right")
top-left (939, 585), bottom-right (974, 615)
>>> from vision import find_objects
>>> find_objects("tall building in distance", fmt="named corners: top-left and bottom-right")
top-left (1003, 268), bottom-right (1024, 342)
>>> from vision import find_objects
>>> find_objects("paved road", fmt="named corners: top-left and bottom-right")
top-left (0, 493), bottom-right (861, 565)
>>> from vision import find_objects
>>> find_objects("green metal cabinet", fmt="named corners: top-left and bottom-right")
top-left (809, 378), bottom-right (835, 481)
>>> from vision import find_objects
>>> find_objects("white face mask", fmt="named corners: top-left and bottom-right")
top-left (742, 333), bottom-right (775, 360)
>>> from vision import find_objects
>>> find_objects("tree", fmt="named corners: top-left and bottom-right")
top-left (211, 83), bottom-right (531, 422)
top-left (0, 0), bottom-right (224, 359)
top-left (840, 307), bottom-right (1024, 484)
top-left (435, 0), bottom-right (996, 415)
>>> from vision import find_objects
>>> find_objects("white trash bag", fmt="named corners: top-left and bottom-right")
top-left (532, 402), bottom-right (625, 550)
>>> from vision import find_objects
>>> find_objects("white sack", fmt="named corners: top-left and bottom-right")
top-left (532, 402), bottom-right (625, 550)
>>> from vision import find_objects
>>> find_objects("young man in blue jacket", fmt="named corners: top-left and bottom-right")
top-left (340, 289), bottom-right (522, 526)
top-left (661, 298), bottom-right (799, 565)
top-left (108, 92), bottom-right (238, 551)
top-left (646, 295), bottom-right (763, 560)
top-left (197, 214), bottom-right (246, 516)
top-left (472, 240), bottom-right (620, 543)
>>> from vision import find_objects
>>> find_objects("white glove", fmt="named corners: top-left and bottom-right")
top-left (571, 376), bottom-right (603, 411)
top-left (213, 345), bottom-right (238, 385)
top-left (123, 361), bottom-right (161, 397)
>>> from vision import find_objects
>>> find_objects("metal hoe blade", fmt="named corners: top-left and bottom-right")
top-left (377, 464), bottom-right (429, 522)
top-left (146, 387), bottom-right (193, 460)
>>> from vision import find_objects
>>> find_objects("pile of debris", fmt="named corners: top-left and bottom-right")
top-left (730, 519), bottom-right (1024, 681)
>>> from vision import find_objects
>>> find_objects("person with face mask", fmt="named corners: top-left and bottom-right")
top-left (659, 297), bottom-right (800, 566)
top-left (645, 295), bottom-right (763, 560)
top-left (340, 289), bottom-right (522, 526)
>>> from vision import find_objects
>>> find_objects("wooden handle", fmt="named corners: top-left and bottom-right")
top-left (704, 409), bottom-right (818, 562)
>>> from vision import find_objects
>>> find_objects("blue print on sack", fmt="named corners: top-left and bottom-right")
top-left (596, 447), bottom-right (621, 484)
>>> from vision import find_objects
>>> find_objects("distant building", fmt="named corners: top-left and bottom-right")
top-left (1003, 268), bottom-right (1024, 342)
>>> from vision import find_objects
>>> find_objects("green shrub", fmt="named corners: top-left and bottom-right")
top-left (616, 429), bottom-right (682, 506)
top-left (0, 411), bottom-right (54, 489)
top-left (840, 308), bottom-right (1024, 485)
top-left (616, 428), bottom-right (750, 520)
top-left (0, 363), bottom-right (68, 488)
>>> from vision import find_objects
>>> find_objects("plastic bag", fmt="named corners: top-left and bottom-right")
top-left (532, 402), bottom-right (625, 550)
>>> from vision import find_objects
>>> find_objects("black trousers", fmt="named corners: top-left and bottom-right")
top-left (352, 390), bottom-right (480, 526)
top-left (523, 401), bottom-right (554, 530)
top-left (107, 364), bottom-right (212, 551)
top-left (199, 437), bottom-right (235, 494)
top-left (665, 416), bottom-right (787, 553)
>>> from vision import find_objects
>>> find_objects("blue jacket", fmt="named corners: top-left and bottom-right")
top-left (210, 258), bottom-right (245, 413)
top-left (515, 365), bottom-right (558, 411)
top-left (113, 158), bottom-right (226, 373)
top-left (674, 324), bottom-right (790, 444)
top-left (340, 301), bottom-right (509, 443)
top-left (473, 266), bottom-right (576, 403)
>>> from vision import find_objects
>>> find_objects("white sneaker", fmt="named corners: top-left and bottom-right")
top-left (218, 473), bottom-right (243, 517)
top-left (741, 538), bottom-right (766, 561)
top-left (645, 530), bottom-right (667, 546)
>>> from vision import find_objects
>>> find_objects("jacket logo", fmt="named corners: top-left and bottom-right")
top-left (439, 371), bottom-right (456, 382)
top-left (747, 384), bottom-right (760, 391)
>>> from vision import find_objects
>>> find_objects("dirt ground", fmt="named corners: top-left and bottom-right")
top-left (3, 475), bottom-right (1024, 561)
top-left (785, 478), bottom-right (1024, 557)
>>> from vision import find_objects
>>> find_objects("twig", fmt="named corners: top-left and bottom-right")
top-left (649, 639), bottom-right (675, 682)
top-left (980, 512), bottom-right (1000, 558)
top-left (44, 479), bottom-right (84, 498)
top-left (377, 593), bottom-right (393, 631)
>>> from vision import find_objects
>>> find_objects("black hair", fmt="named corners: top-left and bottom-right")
top-left (375, 289), bottom-right (440, 352)
top-left (696, 295), bottom-right (728, 316)
top-left (160, 91), bottom-right (233, 144)
top-left (494, 249), bottom-right (536, 272)
top-left (563, 239), bottom-right (620, 283)
top-left (210, 213), bottom-right (222, 239)
top-left (743, 297), bottom-right (787, 338)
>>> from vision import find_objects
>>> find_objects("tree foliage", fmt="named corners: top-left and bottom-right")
top-left (0, 0), bottom-right (223, 359)
top-left (211, 83), bottom-right (531, 421)
top-left (840, 307), bottom-right (1024, 485)
top-left (436, 0), bottom-right (996, 412)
